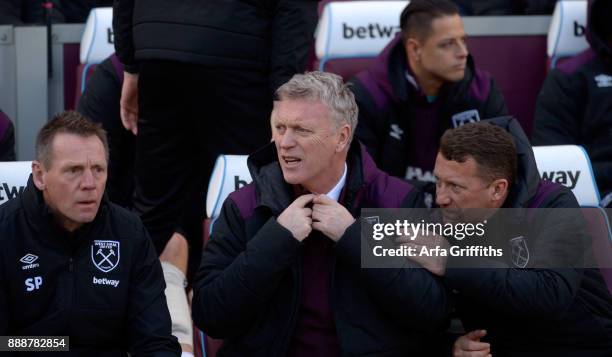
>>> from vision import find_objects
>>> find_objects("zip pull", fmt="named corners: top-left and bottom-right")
top-left (68, 258), bottom-right (74, 272)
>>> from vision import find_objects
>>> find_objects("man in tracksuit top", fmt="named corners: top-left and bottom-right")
top-left (532, 0), bottom-right (612, 207)
top-left (350, 0), bottom-right (507, 185)
top-left (192, 72), bottom-right (449, 356)
top-left (417, 118), bottom-right (612, 356)
top-left (0, 111), bottom-right (180, 356)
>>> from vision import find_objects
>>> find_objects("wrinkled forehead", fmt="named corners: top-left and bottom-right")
top-left (271, 99), bottom-right (333, 126)
top-left (48, 133), bottom-right (108, 167)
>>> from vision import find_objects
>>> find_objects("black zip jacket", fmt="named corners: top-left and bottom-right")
top-left (192, 141), bottom-right (450, 356)
top-left (112, 0), bottom-right (318, 91)
top-left (0, 177), bottom-right (181, 356)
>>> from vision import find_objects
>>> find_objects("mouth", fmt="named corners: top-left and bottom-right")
top-left (77, 200), bottom-right (97, 208)
top-left (281, 155), bottom-right (302, 167)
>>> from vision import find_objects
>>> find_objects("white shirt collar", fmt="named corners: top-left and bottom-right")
top-left (325, 163), bottom-right (347, 202)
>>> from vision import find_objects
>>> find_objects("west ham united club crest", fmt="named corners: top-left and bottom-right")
top-left (91, 240), bottom-right (120, 273)
top-left (451, 109), bottom-right (481, 128)
top-left (509, 236), bottom-right (530, 268)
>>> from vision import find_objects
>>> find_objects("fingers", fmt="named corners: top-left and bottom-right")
top-left (121, 109), bottom-right (138, 136)
top-left (313, 194), bottom-right (334, 205)
top-left (456, 331), bottom-right (490, 352)
top-left (293, 194), bottom-right (315, 208)
top-left (466, 330), bottom-right (488, 341)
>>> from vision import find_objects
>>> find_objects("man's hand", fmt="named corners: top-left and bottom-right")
top-left (453, 330), bottom-right (491, 357)
top-left (120, 71), bottom-right (139, 135)
top-left (277, 194), bottom-right (315, 241)
top-left (396, 232), bottom-right (449, 276)
top-left (312, 194), bottom-right (355, 242)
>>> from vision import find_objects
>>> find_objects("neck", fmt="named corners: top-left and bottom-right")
top-left (304, 160), bottom-right (346, 194)
top-left (408, 56), bottom-right (443, 97)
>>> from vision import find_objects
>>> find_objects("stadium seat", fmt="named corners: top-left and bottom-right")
top-left (0, 161), bottom-right (32, 206)
top-left (315, 0), bottom-right (408, 79)
top-left (74, 7), bottom-right (115, 107)
top-left (206, 155), bottom-right (252, 223)
top-left (196, 154), bottom-right (251, 357)
top-left (533, 145), bottom-right (600, 207)
top-left (547, 0), bottom-right (588, 70)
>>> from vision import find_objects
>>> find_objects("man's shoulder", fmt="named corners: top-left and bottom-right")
top-left (0, 197), bottom-right (26, 241)
top-left (462, 64), bottom-right (494, 104)
top-left (103, 202), bottom-right (150, 240)
top-left (530, 180), bottom-right (580, 209)
top-left (226, 183), bottom-right (258, 221)
top-left (362, 163), bottom-right (420, 208)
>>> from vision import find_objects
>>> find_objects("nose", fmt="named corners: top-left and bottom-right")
top-left (457, 40), bottom-right (468, 59)
top-left (436, 185), bottom-right (451, 207)
top-left (279, 130), bottom-right (296, 149)
top-left (80, 168), bottom-right (96, 189)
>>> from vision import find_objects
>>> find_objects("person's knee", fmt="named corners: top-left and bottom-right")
top-left (160, 232), bottom-right (189, 275)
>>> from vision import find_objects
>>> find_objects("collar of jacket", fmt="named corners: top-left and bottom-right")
top-left (21, 174), bottom-right (109, 249)
top-left (246, 140), bottom-right (378, 216)
top-left (483, 116), bottom-right (541, 208)
top-left (370, 34), bottom-right (477, 105)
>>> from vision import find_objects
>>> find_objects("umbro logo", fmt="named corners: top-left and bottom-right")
top-left (389, 124), bottom-right (404, 141)
top-left (20, 254), bottom-right (38, 264)
top-left (595, 74), bottom-right (612, 88)
top-left (20, 253), bottom-right (40, 270)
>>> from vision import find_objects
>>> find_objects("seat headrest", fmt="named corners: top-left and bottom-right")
top-left (547, 0), bottom-right (588, 59)
top-left (206, 155), bottom-right (252, 219)
top-left (79, 7), bottom-right (114, 65)
top-left (533, 145), bottom-right (600, 206)
top-left (0, 161), bottom-right (32, 206)
top-left (315, 1), bottom-right (408, 61)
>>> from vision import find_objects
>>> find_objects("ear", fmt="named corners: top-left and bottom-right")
top-left (490, 179), bottom-right (509, 204)
top-left (31, 161), bottom-right (46, 191)
top-left (335, 124), bottom-right (351, 153)
top-left (405, 38), bottom-right (421, 61)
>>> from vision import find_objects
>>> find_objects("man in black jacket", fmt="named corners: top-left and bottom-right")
top-left (192, 72), bottom-right (449, 356)
top-left (418, 119), bottom-right (612, 356)
top-left (0, 111), bottom-right (180, 356)
top-left (350, 0), bottom-right (507, 186)
top-left (532, 0), bottom-right (612, 206)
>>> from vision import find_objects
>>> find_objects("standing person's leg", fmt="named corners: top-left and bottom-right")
top-left (136, 60), bottom-right (205, 353)
top-left (135, 60), bottom-right (200, 253)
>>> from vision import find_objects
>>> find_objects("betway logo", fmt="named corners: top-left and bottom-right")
top-left (0, 183), bottom-right (25, 201)
top-left (342, 23), bottom-right (400, 39)
top-left (541, 170), bottom-right (580, 189)
top-left (93, 276), bottom-right (120, 288)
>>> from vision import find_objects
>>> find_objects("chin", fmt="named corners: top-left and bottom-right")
top-left (282, 172), bottom-right (302, 185)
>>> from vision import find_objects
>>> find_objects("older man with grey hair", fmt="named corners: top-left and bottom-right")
top-left (192, 71), bottom-right (449, 356)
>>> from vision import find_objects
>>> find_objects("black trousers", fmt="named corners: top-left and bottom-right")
top-left (136, 60), bottom-right (273, 255)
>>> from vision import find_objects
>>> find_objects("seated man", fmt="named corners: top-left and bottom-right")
top-left (350, 0), bottom-right (507, 185)
top-left (192, 71), bottom-right (449, 356)
top-left (0, 111), bottom-right (180, 355)
top-left (426, 120), bottom-right (612, 356)
top-left (0, 109), bottom-right (16, 161)
top-left (532, 0), bottom-right (612, 206)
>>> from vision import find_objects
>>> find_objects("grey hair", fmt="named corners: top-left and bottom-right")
top-left (275, 71), bottom-right (358, 140)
